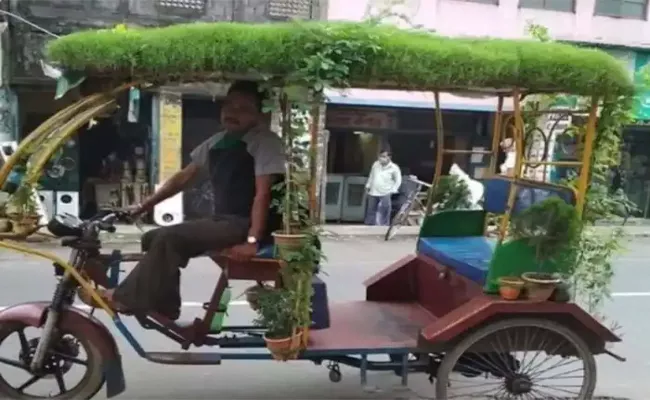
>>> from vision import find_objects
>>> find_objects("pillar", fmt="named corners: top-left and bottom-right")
top-left (0, 22), bottom-right (18, 142)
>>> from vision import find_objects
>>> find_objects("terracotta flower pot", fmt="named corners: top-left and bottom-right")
top-left (12, 215), bottom-right (39, 236)
top-left (272, 231), bottom-right (308, 259)
top-left (498, 276), bottom-right (524, 301)
top-left (264, 331), bottom-right (303, 361)
top-left (0, 218), bottom-right (11, 233)
top-left (550, 274), bottom-right (573, 303)
top-left (522, 272), bottom-right (560, 302)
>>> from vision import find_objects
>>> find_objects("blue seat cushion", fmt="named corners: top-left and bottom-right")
top-left (482, 177), bottom-right (576, 216)
top-left (417, 236), bottom-right (496, 284)
top-left (256, 244), bottom-right (275, 258)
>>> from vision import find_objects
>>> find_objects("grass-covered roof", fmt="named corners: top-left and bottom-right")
top-left (46, 21), bottom-right (634, 96)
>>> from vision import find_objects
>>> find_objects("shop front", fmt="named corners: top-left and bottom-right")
top-left (322, 90), bottom-right (506, 223)
top-left (14, 85), bottom-right (155, 220)
top-left (616, 50), bottom-right (650, 218)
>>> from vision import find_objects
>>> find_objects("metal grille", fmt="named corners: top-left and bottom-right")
top-left (268, 0), bottom-right (312, 19)
top-left (156, 0), bottom-right (206, 11)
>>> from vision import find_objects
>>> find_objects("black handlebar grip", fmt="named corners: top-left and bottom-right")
top-left (97, 221), bottom-right (117, 233)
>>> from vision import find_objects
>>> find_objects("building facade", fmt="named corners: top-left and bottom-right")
top-left (325, 0), bottom-right (650, 219)
top-left (1, 0), bottom-right (327, 221)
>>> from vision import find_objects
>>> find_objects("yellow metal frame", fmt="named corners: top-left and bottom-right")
top-left (425, 88), bottom-right (600, 239)
top-left (0, 84), bottom-right (132, 313)
top-left (0, 240), bottom-right (115, 317)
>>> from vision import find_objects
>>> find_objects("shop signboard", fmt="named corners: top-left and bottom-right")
top-left (326, 107), bottom-right (397, 130)
top-left (158, 92), bottom-right (183, 182)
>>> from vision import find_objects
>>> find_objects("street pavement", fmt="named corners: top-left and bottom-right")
top-left (0, 236), bottom-right (648, 399)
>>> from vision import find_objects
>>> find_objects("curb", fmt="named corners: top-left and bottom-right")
top-left (88, 230), bottom-right (650, 244)
top-left (26, 227), bottom-right (650, 246)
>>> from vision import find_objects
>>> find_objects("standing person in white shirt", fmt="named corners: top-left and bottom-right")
top-left (364, 150), bottom-right (402, 226)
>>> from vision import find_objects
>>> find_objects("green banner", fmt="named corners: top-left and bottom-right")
top-left (634, 52), bottom-right (650, 121)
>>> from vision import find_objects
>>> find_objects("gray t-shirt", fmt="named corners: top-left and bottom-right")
top-left (189, 126), bottom-right (285, 176)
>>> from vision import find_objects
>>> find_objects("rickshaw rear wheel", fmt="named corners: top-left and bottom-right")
top-left (435, 318), bottom-right (597, 400)
top-left (0, 321), bottom-right (105, 400)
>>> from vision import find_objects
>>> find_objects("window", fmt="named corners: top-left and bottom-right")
top-left (457, 0), bottom-right (499, 4)
top-left (519, 0), bottom-right (575, 12)
top-left (594, 0), bottom-right (647, 19)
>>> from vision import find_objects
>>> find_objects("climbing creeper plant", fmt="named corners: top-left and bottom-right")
top-left (525, 23), bottom-right (637, 317)
top-left (265, 23), bottom-right (382, 339)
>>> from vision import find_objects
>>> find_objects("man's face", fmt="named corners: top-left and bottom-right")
top-left (378, 153), bottom-right (390, 165)
top-left (221, 91), bottom-right (261, 133)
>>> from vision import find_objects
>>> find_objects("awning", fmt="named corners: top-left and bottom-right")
top-left (324, 88), bottom-right (513, 112)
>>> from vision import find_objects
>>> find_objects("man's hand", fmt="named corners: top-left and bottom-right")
top-left (227, 243), bottom-right (258, 261)
top-left (126, 203), bottom-right (146, 217)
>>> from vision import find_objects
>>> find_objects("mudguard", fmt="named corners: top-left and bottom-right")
top-left (0, 301), bottom-right (126, 398)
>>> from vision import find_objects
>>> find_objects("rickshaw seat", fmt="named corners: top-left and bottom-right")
top-left (255, 244), bottom-right (275, 258)
top-left (417, 236), bottom-right (496, 285)
top-left (482, 176), bottom-right (577, 215)
top-left (416, 177), bottom-right (576, 285)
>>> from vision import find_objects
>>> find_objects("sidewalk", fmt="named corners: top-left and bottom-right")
top-left (73, 222), bottom-right (650, 244)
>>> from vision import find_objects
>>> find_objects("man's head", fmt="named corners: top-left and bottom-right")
top-left (221, 80), bottom-right (268, 133)
top-left (378, 150), bottom-right (391, 165)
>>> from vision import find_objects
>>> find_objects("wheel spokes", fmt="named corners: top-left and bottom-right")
top-left (17, 329), bottom-right (30, 354)
top-left (0, 327), bottom-right (91, 398)
top-left (54, 369), bottom-right (67, 395)
top-left (441, 322), bottom-right (593, 399)
top-left (0, 356), bottom-right (27, 370)
top-left (17, 375), bottom-right (41, 393)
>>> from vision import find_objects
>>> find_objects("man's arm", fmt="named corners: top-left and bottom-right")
top-left (137, 163), bottom-right (200, 214)
top-left (248, 174), bottom-right (275, 239)
top-left (392, 166), bottom-right (403, 193)
top-left (249, 132), bottom-right (286, 240)
top-left (137, 135), bottom-right (217, 215)
top-left (366, 162), bottom-right (376, 191)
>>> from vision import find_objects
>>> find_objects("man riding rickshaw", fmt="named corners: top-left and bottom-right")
top-left (80, 80), bottom-right (286, 320)
top-left (0, 20), bottom-right (634, 400)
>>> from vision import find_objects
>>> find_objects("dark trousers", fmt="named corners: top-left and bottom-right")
top-left (112, 215), bottom-right (249, 319)
top-left (365, 195), bottom-right (392, 226)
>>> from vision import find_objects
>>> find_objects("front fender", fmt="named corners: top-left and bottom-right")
top-left (0, 302), bottom-right (126, 398)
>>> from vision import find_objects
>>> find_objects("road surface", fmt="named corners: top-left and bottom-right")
top-left (0, 236), bottom-right (647, 399)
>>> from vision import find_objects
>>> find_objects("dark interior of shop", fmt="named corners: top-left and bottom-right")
top-left (17, 88), bottom-right (153, 220)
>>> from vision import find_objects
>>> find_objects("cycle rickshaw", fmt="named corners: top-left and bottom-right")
top-left (0, 21), bottom-right (633, 399)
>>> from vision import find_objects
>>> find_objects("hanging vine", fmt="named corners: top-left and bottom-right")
top-left (258, 23), bottom-right (383, 344)
top-left (525, 23), bottom-right (637, 317)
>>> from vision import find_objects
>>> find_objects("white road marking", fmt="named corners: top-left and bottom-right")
top-left (0, 300), bottom-right (249, 311)
top-left (0, 293), bottom-right (648, 311)
top-left (611, 292), bottom-right (650, 297)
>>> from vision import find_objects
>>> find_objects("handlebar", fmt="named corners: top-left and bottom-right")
top-left (85, 210), bottom-right (143, 234)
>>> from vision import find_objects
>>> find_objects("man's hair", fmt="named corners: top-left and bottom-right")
top-left (227, 80), bottom-right (268, 112)
top-left (379, 149), bottom-right (391, 156)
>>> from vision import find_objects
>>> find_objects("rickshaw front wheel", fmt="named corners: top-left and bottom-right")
top-left (0, 321), bottom-right (105, 400)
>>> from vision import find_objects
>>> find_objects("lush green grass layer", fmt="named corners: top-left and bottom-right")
top-left (46, 21), bottom-right (634, 96)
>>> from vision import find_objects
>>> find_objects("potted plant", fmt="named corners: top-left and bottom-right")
top-left (244, 282), bottom-right (273, 311)
top-left (270, 92), bottom-right (322, 348)
top-left (254, 288), bottom-right (302, 361)
top-left (271, 93), bottom-right (313, 252)
top-left (6, 183), bottom-right (40, 236)
top-left (498, 276), bottom-right (524, 300)
top-left (430, 175), bottom-right (472, 212)
top-left (510, 197), bottom-right (581, 301)
top-left (0, 200), bottom-right (10, 233)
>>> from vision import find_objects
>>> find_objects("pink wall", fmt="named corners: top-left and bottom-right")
top-left (328, 0), bottom-right (650, 49)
